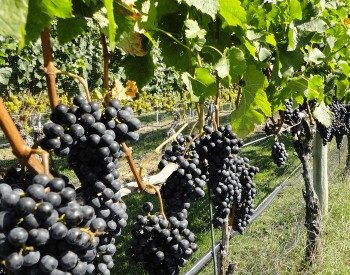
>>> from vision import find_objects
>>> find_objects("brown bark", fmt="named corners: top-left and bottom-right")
top-left (41, 28), bottom-right (58, 110)
top-left (101, 33), bottom-right (110, 91)
top-left (292, 120), bottom-right (321, 264)
top-left (344, 135), bottom-right (350, 177)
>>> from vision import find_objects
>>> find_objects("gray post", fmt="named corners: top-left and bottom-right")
top-left (313, 132), bottom-right (328, 215)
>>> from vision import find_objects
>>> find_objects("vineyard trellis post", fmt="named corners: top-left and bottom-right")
top-left (313, 132), bottom-right (328, 215)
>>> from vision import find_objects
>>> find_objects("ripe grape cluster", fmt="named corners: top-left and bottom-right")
top-left (197, 125), bottom-right (258, 231)
top-left (126, 202), bottom-right (197, 275)
top-left (0, 170), bottom-right (116, 274)
top-left (159, 134), bottom-right (206, 215)
top-left (37, 95), bottom-right (142, 274)
top-left (317, 99), bottom-right (350, 148)
top-left (271, 142), bottom-right (288, 167)
top-left (284, 99), bottom-right (302, 126)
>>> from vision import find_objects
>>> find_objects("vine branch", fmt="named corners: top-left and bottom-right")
top-left (0, 99), bottom-right (52, 177)
top-left (101, 33), bottom-right (110, 91)
top-left (56, 70), bottom-right (91, 102)
top-left (121, 142), bottom-right (155, 194)
top-left (41, 28), bottom-right (59, 110)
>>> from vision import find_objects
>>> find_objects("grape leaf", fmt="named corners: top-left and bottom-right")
top-left (305, 48), bottom-right (325, 64)
top-left (24, 0), bottom-right (51, 45)
top-left (231, 105), bottom-right (265, 137)
top-left (0, 0), bottom-right (28, 40)
top-left (180, 0), bottom-right (218, 19)
top-left (158, 33), bottom-right (192, 72)
top-left (265, 33), bottom-right (276, 46)
top-left (289, 0), bottom-right (302, 21)
top-left (181, 68), bottom-right (216, 102)
top-left (279, 49), bottom-right (304, 77)
top-left (103, 0), bottom-right (116, 49)
top-left (215, 55), bottom-right (230, 79)
top-left (287, 22), bottom-right (298, 51)
top-left (57, 18), bottom-right (88, 44)
top-left (122, 53), bottom-right (155, 88)
top-left (42, 0), bottom-right (72, 18)
top-left (297, 19), bottom-right (328, 33)
top-left (308, 75), bottom-right (323, 101)
top-left (313, 102), bottom-right (332, 127)
top-left (231, 65), bottom-right (268, 137)
top-left (284, 77), bottom-right (307, 104)
top-left (185, 19), bottom-right (206, 39)
top-left (218, 0), bottom-right (246, 27)
top-left (226, 47), bottom-right (246, 82)
top-left (335, 78), bottom-right (349, 100)
top-left (0, 67), bottom-right (13, 85)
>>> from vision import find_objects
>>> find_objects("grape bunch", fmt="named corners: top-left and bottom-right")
top-left (0, 170), bottom-right (116, 274)
top-left (284, 99), bottom-right (302, 127)
top-left (41, 95), bottom-right (141, 156)
top-left (38, 95), bottom-right (142, 274)
top-left (159, 134), bottom-right (206, 215)
top-left (271, 142), bottom-right (288, 166)
top-left (197, 125), bottom-right (258, 231)
top-left (317, 99), bottom-right (350, 148)
top-left (126, 202), bottom-right (197, 275)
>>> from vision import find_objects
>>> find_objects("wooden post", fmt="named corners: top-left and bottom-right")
top-left (313, 132), bottom-right (328, 215)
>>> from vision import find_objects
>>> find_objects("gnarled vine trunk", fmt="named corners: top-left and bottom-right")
top-left (292, 120), bottom-right (321, 264)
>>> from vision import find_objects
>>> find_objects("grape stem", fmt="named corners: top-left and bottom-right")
top-left (55, 70), bottom-right (91, 102)
top-left (146, 184), bottom-right (167, 221)
top-left (0, 99), bottom-right (52, 177)
top-left (155, 123), bottom-right (189, 153)
top-left (41, 28), bottom-right (59, 110)
top-left (121, 142), bottom-right (155, 194)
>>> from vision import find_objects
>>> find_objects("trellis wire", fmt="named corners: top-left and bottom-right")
top-left (184, 163), bottom-right (302, 275)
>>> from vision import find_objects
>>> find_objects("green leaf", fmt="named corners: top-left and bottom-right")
top-left (24, 0), bottom-right (51, 44)
top-left (335, 78), bottom-right (349, 100)
top-left (215, 54), bottom-right (229, 79)
top-left (255, 89), bottom-right (271, 117)
top-left (287, 22), bottom-right (298, 51)
top-left (308, 75), bottom-right (323, 101)
top-left (0, 67), bottom-right (12, 85)
top-left (285, 77), bottom-right (307, 104)
top-left (184, 19), bottom-right (206, 39)
top-left (289, 0), bottom-right (302, 21)
top-left (231, 65), bottom-right (268, 137)
top-left (103, 0), bottom-right (116, 49)
top-left (180, 0), bottom-right (218, 19)
top-left (122, 53), bottom-right (155, 88)
top-left (226, 47), bottom-right (246, 82)
top-left (231, 105), bottom-right (265, 137)
top-left (305, 48), bottom-right (325, 64)
top-left (158, 33), bottom-right (192, 72)
top-left (258, 47), bottom-right (271, 62)
top-left (184, 19), bottom-right (206, 51)
top-left (279, 49), bottom-right (304, 78)
top-left (0, 0), bottom-right (28, 40)
top-left (57, 18), bottom-right (87, 44)
top-left (297, 19), bottom-right (328, 33)
top-left (24, 0), bottom-right (73, 45)
top-left (42, 0), bottom-right (72, 18)
top-left (218, 0), bottom-right (246, 27)
top-left (313, 102), bottom-right (332, 127)
top-left (181, 68), bottom-right (216, 102)
top-left (265, 33), bottom-right (276, 47)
